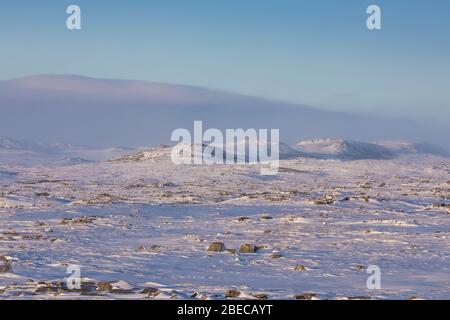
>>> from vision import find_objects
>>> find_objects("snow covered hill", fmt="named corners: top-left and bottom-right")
top-left (295, 139), bottom-right (449, 160)
top-left (2, 136), bottom-right (448, 166)
top-left (0, 137), bottom-right (133, 165)
top-left (376, 140), bottom-right (450, 157)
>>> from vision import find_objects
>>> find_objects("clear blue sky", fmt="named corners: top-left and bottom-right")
top-left (1, 0), bottom-right (449, 125)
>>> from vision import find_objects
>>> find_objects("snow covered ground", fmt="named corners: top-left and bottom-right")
top-left (0, 143), bottom-right (449, 300)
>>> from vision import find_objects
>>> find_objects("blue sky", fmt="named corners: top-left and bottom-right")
top-left (1, 0), bottom-right (449, 125)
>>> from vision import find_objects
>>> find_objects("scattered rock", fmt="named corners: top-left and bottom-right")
top-left (252, 293), bottom-right (268, 300)
top-left (207, 242), bottom-right (225, 252)
top-left (0, 256), bottom-right (12, 273)
top-left (225, 290), bottom-right (241, 298)
top-left (265, 194), bottom-right (289, 202)
top-left (88, 193), bottom-right (115, 205)
top-left (137, 245), bottom-right (163, 252)
top-left (294, 264), bottom-right (306, 271)
top-left (361, 182), bottom-right (372, 189)
top-left (239, 244), bottom-right (257, 253)
top-left (79, 281), bottom-right (102, 295)
top-left (191, 291), bottom-right (208, 300)
top-left (432, 203), bottom-right (450, 213)
top-left (35, 192), bottom-right (50, 197)
top-left (226, 248), bottom-right (236, 255)
top-left (408, 296), bottom-right (426, 300)
top-left (140, 287), bottom-right (161, 297)
top-left (111, 288), bottom-right (135, 294)
top-left (313, 195), bottom-right (334, 205)
top-left (72, 193), bottom-right (116, 206)
top-left (294, 293), bottom-right (317, 300)
top-left (271, 253), bottom-right (283, 259)
top-left (159, 182), bottom-right (177, 188)
top-left (61, 216), bottom-right (96, 225)
top-left (353, 264), bottom-right (365, 271)
top-left (347, 296), bottom-right (372, 300)
top-left (97, 281), bottom-right (113, 292)
top-left (34, 281), bottom-right (69, 295)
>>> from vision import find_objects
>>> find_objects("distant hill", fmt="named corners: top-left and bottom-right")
top-left (295, 139), bottom-right (449, 160)
top-left (0, 75), bottom-right (448, 148)
top-left (0, 137), bottom-right (133, 165)
top-left (108, 139), bottom-right (448, 164)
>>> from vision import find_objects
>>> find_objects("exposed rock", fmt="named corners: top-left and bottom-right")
top-left (294, 293), bottom-right (317, 300)
top-left (225, 290), bottom-right (241, 298)
top-left (60, 216), bottom-right (97, 225)
top-left (313, 195), bottom-right (334, 205)
top-left (34, 281), bottom-right (67, 295)
top-left (408, 296), bottom-right (426, 300)
top-left (347, 296), bottom-right (372, 300)
top-left (191, 291), bottom-right (208, 300)
top-left (159, 182), bottom-right (177, 188)
top-left (35, 192), bottom-right (50, 197)
top-left (0, 256), bottom-right (12, 273)
top-left (72, 193), bottom-right (116, 205)
top-left (226, 248), bottom-right (236, 255)
top-left (252, 293), bottom-right (268, 300)
top-left (207, 242), bottom-right (225, 252)
top-left (137, 245), bottom-right (163, 252)
top-left (239, 244), bottom-right (257, 253)
top-left (140, 287), bottom-right (161, 297)
top-left (294, 264), bottom-right (306, 271)
top-left (97, 281), bottom-right (113, 292)
top-left (353, 264), bottom-right (366, 271)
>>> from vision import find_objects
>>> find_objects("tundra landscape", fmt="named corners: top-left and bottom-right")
top-left (1, 133), bottom-right (449, 299)
top-left (0, 68), bottom-right (448, 302)
top-left (1, 74), bottom-right (449, 300)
